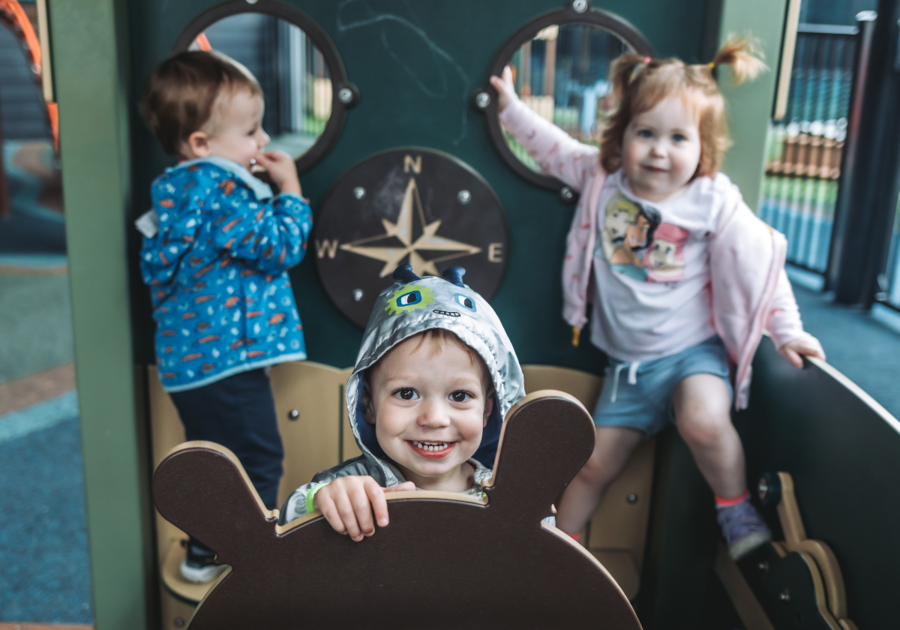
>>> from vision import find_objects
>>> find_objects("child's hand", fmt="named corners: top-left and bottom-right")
top-left (255, 151), bottom-right (301, 196)
top-left (313, 476), bottom-right (416, 542)
top-left (778, 335), bottom-right (826, 369)
top-left (489, 65), bottom-right (519, 113)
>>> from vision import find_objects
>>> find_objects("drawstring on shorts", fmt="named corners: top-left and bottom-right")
top-left (609, 360), bottom-right (641, 403)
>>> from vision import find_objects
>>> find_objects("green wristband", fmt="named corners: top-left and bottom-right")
top-left (305, 481), bottom-right (331, 514)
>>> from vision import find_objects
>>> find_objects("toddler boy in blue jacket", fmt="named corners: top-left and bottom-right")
top-left (139, 50), bottom-right (312, 582)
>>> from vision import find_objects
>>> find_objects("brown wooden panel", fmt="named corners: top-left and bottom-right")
top-left (152, 392), bottom-right (642, 629)
top-left (151, 363), bottom-right (655, 610)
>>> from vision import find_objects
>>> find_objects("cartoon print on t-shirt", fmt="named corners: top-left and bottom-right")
top-left (601, 194), bottom-right (661, 281)
top-left (645, 222), bottom-right (689, 282)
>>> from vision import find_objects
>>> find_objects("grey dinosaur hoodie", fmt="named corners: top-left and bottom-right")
top-left (279, 264), bottom-right (525, 524)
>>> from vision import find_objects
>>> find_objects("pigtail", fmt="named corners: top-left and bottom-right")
top-left (711, 36), bottom-right (767, 85)
top-left (609, 53), bottom-right (651, 100)
top-left (598, 39), bottom-right (762, 178)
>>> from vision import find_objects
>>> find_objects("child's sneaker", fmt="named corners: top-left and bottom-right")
top-left (716, 497), bottom-right (772, 560)
top-left (180, 541), bottom-right (227, 584)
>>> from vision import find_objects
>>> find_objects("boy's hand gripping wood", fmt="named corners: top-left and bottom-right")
top-left (152, 391), bottom-right (643, 629)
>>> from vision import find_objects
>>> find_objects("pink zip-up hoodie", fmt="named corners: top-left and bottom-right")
top-left (500, 99), bottom-right (809, 410)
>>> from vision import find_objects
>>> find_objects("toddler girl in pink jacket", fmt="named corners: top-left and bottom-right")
top-left (492, 38), bottom-right (825, 560)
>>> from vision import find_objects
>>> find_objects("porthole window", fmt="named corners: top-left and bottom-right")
top-left (173, 1), bottom-right (357, 173)
top-left (477, 0), bottom-right (653, 193)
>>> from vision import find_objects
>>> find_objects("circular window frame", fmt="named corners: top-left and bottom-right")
top-left (172, 0), bottom-right (358, 174)
top-left (477, 0), bottom-right (654, 195)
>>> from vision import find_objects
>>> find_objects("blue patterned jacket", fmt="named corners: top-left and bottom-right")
top-left (140, 157), bottom-right (312, 392)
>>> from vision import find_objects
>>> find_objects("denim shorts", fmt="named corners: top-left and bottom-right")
top-left (592, 336), bottom-right (733, 437)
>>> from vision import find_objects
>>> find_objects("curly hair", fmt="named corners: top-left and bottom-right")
top-left (599, 37), bottom-right (766, 178)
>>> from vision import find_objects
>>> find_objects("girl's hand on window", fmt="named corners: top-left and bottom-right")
top-left (489, 65), bottom-right (519, 113)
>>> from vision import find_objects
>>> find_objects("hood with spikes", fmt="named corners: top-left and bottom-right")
top-left (346, 265), bottom-right (525, 484)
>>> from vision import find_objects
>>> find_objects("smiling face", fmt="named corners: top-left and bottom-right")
top-left (648, 239), bottom-right (678, 268)
top-left (625, 214), bottom-right (651, 250)
top-left (203, 89), bottom-right (270, 169)
top-left (364, 332), bottom-right (493, 492)
top-left (605, 198), bottom-right (639, 241)
top-left (622, 94), bottom-right (702, 203)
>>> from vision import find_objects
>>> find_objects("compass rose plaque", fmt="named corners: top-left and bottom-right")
top-left (314, 149), bottom-right (509, 327)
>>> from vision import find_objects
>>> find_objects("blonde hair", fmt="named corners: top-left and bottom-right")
top-left (599, 37), bottom-right (766, 178)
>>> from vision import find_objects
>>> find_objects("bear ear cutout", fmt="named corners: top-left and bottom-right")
top-left (152, 442), bottom-right (275, 564)
top-left (485, 392), bottom-right (595, 523)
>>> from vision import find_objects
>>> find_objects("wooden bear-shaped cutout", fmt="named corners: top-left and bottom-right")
top-left (153, 391), bottom-right (643, 629)
top-left (743, 472), bottom-right (857, 630)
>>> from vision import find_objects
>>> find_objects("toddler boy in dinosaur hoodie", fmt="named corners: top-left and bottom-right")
top-left (280, 265), bottom-right (525, 540)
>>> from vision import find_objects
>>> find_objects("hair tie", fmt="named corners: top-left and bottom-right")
top-left (630, 57), bottom-right (652, 82)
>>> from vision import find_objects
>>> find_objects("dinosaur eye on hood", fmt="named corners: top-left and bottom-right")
top-left (398, 290), bottom-right (421, 307)
top-left (385, 283), bottom-right (436, 315)
top-left (453, 293), bottom-right (477, 312)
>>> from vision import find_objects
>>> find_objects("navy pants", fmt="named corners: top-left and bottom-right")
top-left (170, 368), bottom-right (284, 510)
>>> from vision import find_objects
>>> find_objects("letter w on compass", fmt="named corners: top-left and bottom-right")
top-left (340, 178), bottom-right (481, 277)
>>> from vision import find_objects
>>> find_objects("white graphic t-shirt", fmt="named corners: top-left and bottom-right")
top-left (589, 170), bottom-right (728, 362)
